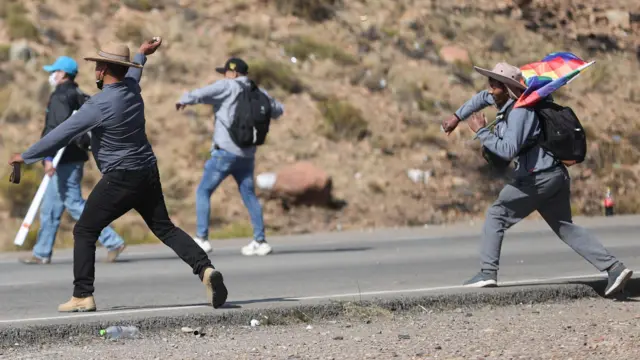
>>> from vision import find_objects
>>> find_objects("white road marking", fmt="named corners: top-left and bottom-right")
top-left (0, 273), bottom-right (610, 324)
top-left (0, 305), bottom-right (209, 324)
top-left (0, 281), bottom-right (43, 287)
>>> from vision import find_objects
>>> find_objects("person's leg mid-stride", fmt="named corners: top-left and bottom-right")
top-left (193, 149), bottom-right (234, 253)
top-left (231, 155), bottom-right (271, 256)
top-left (463, 166), bottom-right (632, 297)
top-left (60, 164), bottom-right (227, 312)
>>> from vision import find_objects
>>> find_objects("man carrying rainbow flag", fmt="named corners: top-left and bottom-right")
top-left (440, 52), bottom-right (633, 297)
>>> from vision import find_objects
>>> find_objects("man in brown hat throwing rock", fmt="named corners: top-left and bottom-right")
top-left (441, 62), bottom-right (633, 297)
top-left (8, 38), bottom-right (228, 312)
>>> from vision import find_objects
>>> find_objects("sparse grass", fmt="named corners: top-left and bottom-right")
top-left (284, 36), bottom-right (358, 65)
top-left (583, 63), bottom-right (610, 92)
top-left (341, 301), bottom-right (393, 320)
top-left (0, 87), bottom-right (11, 115)
top-left (5, 3), bottom-right (39, 41)
top-left (210, 221), bottom-right (253, 240)
top-left (78, 0), bottom-right (100, 15)
top-left (122, 0), bottom-right (154, 12)
top-left (318, 98), bottom-right (369, 141)
top-left (0, 44), bottom-right (10, 62)
top-left (0, 164), bottom-right (43, 218)
top-left (115, 20), bottom-right (147, 44)
top-left (248, 60), bottom-right (305, 94)
top-left (274, 0), bottom-right (341, 22)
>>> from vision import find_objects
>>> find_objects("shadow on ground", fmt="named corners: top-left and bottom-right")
top-left (37, 246), bottom-right (373, 265)
top-left (104, 296), bottom-right (300, 312)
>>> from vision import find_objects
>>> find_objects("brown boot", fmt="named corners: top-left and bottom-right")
top-left (202, 267), bottom-right (228, 309)
top-left (19, 255), bottom-right (51, 265)
top-left (57, 296), bottom-right (97, 312)
top-left (105, 244), bottom-right (126, 263)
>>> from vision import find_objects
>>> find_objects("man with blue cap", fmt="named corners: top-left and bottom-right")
top-left (19, 56), bottom-right (126, 265)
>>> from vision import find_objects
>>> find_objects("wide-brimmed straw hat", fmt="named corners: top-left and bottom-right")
top-left (473, 62), bottom-right (527, 90)
top-left (84, 42), bottom-right (143, 68)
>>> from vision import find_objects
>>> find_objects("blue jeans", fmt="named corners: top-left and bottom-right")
top-left (195, 149), bottom-right (265, 241)
top-left (33, 162), bottom-right (125, 259)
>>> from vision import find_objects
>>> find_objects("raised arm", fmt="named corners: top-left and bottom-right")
top-left (125, 37), bottom-right (162, 84)
top-left (177, 80), bottom-right (230, 107)
top-left (475, 107), bottom-right (537, 160)
top-left (21, 101), bottom-right (102, 164)
top-left (124, 53), bottom-right (148, 84)
top-left (454, 90), bottom-right (495, 121)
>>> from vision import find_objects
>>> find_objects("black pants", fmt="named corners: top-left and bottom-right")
top-left (72, 163), bottom-right (213, 298)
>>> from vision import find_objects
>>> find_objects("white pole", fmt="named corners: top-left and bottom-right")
top-left (13, 146), bottom-right (67, 247)
top-left (13, 110), bottom-right (79, 247)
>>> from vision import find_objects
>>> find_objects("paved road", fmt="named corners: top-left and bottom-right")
top-left (0, 215), bottom-right (639, 328)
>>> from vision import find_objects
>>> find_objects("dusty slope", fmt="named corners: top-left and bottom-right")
top-left (0, 0), bottom-right (639, 250)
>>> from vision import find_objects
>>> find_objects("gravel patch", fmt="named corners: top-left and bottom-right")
top-left (3, 297), bottom-right (639, 359)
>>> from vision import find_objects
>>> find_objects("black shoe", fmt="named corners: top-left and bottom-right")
top-left (605, 263), bottom-right (633, 297)
top-left (203, 268), bottom-right (228, 308)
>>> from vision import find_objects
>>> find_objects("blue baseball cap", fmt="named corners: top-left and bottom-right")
top-left (43, 56), bottom-right (78, 76)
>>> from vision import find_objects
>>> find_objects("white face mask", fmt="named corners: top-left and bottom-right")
top-left (48, 72), bottom-right (59, 88)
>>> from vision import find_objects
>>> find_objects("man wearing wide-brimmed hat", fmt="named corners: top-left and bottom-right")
top-left (8, 38), bottom-right (228, 312)
top-left (441, 61), bottom-right (633, 297)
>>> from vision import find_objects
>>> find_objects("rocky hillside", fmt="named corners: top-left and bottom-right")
top-left (0, 0), bottom-right (639, 250)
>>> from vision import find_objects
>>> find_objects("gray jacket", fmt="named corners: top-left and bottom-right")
top-left (22, 53), bottom-right (157, 173)
top-left (178, 76), bottom-right (285, 158)
top-left (454, 90), bottom-right (558, 178)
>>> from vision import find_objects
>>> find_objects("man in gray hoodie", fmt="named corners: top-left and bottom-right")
top-left (441, 62), bottom-right (633, 297)
top-left (176, 58), bottom-right (285, 256)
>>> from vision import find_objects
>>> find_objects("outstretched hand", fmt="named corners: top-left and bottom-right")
top-left (8, 153), bottom-right (24, 166)
top-left (139, 37), bottom-right (162, 56)
top-left (441, 114), bottom-right (460, 135)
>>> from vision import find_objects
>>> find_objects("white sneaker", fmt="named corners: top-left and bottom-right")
top-left (241, 240), bottom-right (272, 256)
top-left (193, 237), bottom-right (212, 253)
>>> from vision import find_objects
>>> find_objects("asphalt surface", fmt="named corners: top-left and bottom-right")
top-left (0, 215), bottom-right (639, 330)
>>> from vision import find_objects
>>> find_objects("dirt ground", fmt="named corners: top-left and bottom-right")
top-left (4, 297), bottom-right (640, 360)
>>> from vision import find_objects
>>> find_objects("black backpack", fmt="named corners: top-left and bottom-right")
top-left (534, 101), bottom-right (587, 166)
top-left (227, 80), bottom-right (273, 148)
top-left (481, 100), bottom-right (587, 169)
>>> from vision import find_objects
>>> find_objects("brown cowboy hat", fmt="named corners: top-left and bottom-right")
top-left (84, 42), bottom-right (143, 68)
top-left (473, 62), bottom-right (527, 90)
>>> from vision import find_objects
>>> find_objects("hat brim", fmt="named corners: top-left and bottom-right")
top-left (84, 56), bottom-right (143, 69)
top-left (474, 66), bottom-right (527, 90)
top-left (43, 65), bottom-right (57, 72)
top-left (215, 67), bottom-right (226, 74)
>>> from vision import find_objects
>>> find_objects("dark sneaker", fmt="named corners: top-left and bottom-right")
top-left (202, 267), bottom-right (228, 309)
top-left (605, 263), bottom-right (633, 297)
top-left (463, 271), bottom-right (498, 288)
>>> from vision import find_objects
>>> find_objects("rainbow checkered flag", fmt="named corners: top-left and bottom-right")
top-left (514, 52), bottom-right (595, 108)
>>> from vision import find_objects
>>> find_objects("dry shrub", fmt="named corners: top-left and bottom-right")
top-left (0, 164), bottom-right (43, 218)
top-left (5, 3), bottom-right (39, 41)
top-left (284, 36), bottom-right (357, 65)
top-left (115, 20), bottom-right (147, 44)
top-left (318, 98), bottom-right (369, 141)
top-left (0, 44), bottom-right (10, 62)
top-left (122, 0), bottom-right (154, 12)
top-left (274, 0), bottom-right (342, 22)
top-left (248, 60), bottom-right (305, 94)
